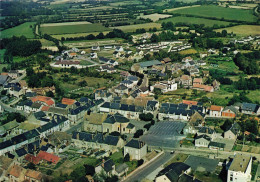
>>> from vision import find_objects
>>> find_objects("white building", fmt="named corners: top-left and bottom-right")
top-left (124, 139), bottom-right (147, 160)
top-left (227, 154), bottom-right (252, 182)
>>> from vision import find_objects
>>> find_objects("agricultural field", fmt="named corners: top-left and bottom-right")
top-left (114, 23), bottom-right (162, 32)
top-left (40, 23), bottom-right (110, 35)
top-left (52, 31), bottom-right (111, 40)
top-left (169, 5), bottom-right (257, 22)
top-left (41, 21), bottom-right (92, 27)
top-left (64, 38), bottom-right (125, 48)
top-left (139, 13), bottom-right (172, 22)
top-left (109, 0), bottom-right (141, 6)
top-left (159, 16), bottom-right (231, 27)
top-left (1, 22), bottom-right (36, 38)
top-left (216, 25), bottom-right (260, 36)
top-left (163, 5), bottom-right (201, 13)
top-left (179, 49), bottom-right (198, 55)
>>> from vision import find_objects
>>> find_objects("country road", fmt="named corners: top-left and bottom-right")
top-left (123, 152), bottom-right (172, 182)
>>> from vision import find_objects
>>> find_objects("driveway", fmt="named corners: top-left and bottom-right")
top-left (123, 152), bottom-right (172, 182)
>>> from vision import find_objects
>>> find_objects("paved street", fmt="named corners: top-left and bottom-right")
top-left (124, 152), bottom-right (172, 182)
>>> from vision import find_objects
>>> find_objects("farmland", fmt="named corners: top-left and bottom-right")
top-left (41, 21), bottom-right (92, 27)
top-left (169, 5), bottom-right (257, 22)
top-left (114, 23), bottom-right (162, 32)
top-left (159, 16), bottom-right (231, 27)
top-left (139, 13), bottom-right (172, 22)
top-left (1, 22), bottom-right (36, 38)
top-left (40, 23), bottom-right (110, 35)
top-left (52, 31), bottom-right (111, 40)
top-left (64, 38), bottom-right (125, 48)
top-left (216, 25), bottom-right (260, 36)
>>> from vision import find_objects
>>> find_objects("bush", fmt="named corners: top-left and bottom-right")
top-left (124, 153), bottom-right (130, 162)
top-left (137, 159), bottom-right (144, 167)
top-left (139, 113), bottom-right (153, 121)
top-left (134, 129), bottom-right (144, 138)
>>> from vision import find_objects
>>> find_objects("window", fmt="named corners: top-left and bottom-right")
top-left (230, 177), bottom-right (233, 181)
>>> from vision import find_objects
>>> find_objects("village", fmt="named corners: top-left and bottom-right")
top-left (0, 33), bottom-right (260, 181)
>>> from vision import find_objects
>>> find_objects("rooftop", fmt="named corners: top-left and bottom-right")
top-left (229, 154), bottom-right (251, 173)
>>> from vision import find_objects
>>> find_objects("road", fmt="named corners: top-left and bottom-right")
top-left (124, 152), bottom-right (172, 182)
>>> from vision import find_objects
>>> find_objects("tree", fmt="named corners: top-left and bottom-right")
top-left (137, 159), bottom-right (144, 167)
top-left (46, 91), bottom-right (54, 97)
top-left (84, 164), bottom-right (95, 176)
top-left (26, 162), bottom-right (36, 170)
top-left (139, 113), bottom-right (153, 121)
top-left (96, 32), bottom-right (105, 39)
top-left (124, 153), bottom-right (130, 162)
top-left (78, 80), bottom-right (87, 87)
top-left (46, 169), bottom-right (53, 175)
top-left (151, 34), bottom-right (159, 43)
top-left (134, 129), bottom-right (143, 138)
top-left (221, 119), bottom-right (233, 131)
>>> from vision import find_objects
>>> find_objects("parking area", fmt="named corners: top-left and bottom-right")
top-left (140, 121), bottom-right (186, 148)
top-left (184, 155), bottom-right (219, 172)
top-left (213, 138), bottom-right (235, 151)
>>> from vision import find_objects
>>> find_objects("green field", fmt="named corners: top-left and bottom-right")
top-left (1, 22), bottom-right (36, 38)
top-left (216, 25), bottom-right (260, 36)
top-left (170, 5), bottom-right (257, 22)
top-left (159, 16), bottom-right (231, 27)
top-left (40, 23), bottom-right (110, 35)
top-left (114, 23), bottom-right (162, 32)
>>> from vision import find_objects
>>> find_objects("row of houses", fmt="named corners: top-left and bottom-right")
top-left (0, 116), bottom-right (69, 156)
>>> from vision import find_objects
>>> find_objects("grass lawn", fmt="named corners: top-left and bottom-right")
top-left (1, 22), bottom-right (36, 38)
top-left (216, 25), bottom-right (260, 36)
top-left (0, 64), bottom-right (8, 72)
top-left (114, 23), bottom-right (162, 32)
top-left (179, 48), bottom-right (198, 55)
top-left (246, 90), bottom-right (260, 103)
top-left (164, 153), bottom-right (188, 167)
top-left (79, 60), bottom-right (94, 66)
top-left (169, 5), bottom-right (257, 22)
top-left (40, 23), bottom-right (110, 35)
top-left (194, 171), bottom-right (223, 182)
top-left (159, 16), bottom-right (231, 27)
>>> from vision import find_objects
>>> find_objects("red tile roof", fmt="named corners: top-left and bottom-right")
top-left (31, 96), bottom-right (55, 106)
top-left (193, 84), bottom-right (214, 92)
top-left (9, 165), bottom-right (24, 178)
top-left (25, 154), bottom-right (41, 165)
top-left (182, 100), bottom-right (198, 106)
top-left (37, 151), bottom-right (60, 164)
top-left (41, 106), bottom-right (50, 111)
top-left (210, 105), bottom-right (223, 111)
top-left (62, 98), bottom-right (76, 105)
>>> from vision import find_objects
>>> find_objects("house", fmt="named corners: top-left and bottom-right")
top-left (90, 52), bottom-right (98, 59)
top-left (209, 105), bottom-right (223, 117)
top-left (36, 151), bottom-right (60, 164)
top-left (8, 164), bottom-right (26, 182)
top-left (180, 75), bottom-right (192, 87)
top-left (95, 90), bottom-right (113, 102)
top-left (224, 122), bottom-right (240, 140)
top-left (124, 139), bottom-right (147, 160)
top-left (202, 70), bottom-right (209, 77)
top-left (0, 75), bottom-right (10, 86)
top-left (68, 52), bottom-right (77, 58)
top-left (72, 132), bottom-right (124, 151)
top-left (68, 105), bottom-right (89, 124)
top-left (8, 70), bottom-right (20, 79)
top-left (182, 56), bottom-right (193, 63)
top-left (113, 51), bottom-right (121, 58)
top-left (227, 154), bottom-right (252, 182)
top-left (114, 46), bottom-right (124, 52)
top-left (212, 79), bottom-right (220, 90)
top-left (222, 106), bottom-right (238, 118)
top-left (151, 81), bottom-right (177, 93)
top-left (121, 80), bottom-right (134, 88)
top-left (0, 156), bottom-right (15, 182)
top-left (156, 162), bottom-right (196, 182)
top-left (31, 96), bottom-right (55, 106)
top-left (52, 60), bottom-right (85, 69)
top-left (8, 86), bottom-right (24, 98)
top-left (102, 113), bottom-right (135, 134)
top-left (161, 57), bottom-right (171, 64)
top-left (95, 159), bottom-right (115, 176)
top-left (193, 84), bottom-right (214, 92)
top-left (127, 75), bottom-right (139, 85)
top-left (92, 46), bottom-right (100, 51)
top-left (195, 134), bottom-right (211, 148)
top-left (197, 126), bottom-right (216, 139)
top-left (24, 169), bottom-right (45, 182)
top-left (183, 100), bottom-right (198, 106)
top-left (193, 78), bottom-right (203, 85)
top-left (139, 60), bottom-right (162, 70)
top-left (198, 60), bottom-right (206, 66)
top-left (61, 98), bottom-right (76, 107)
top-left (241, 103), bottom-right (260, 115)
top-left (114, 84), bottom-right (128, 95)
top-left (115, 163), bottom-right (128, 178)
